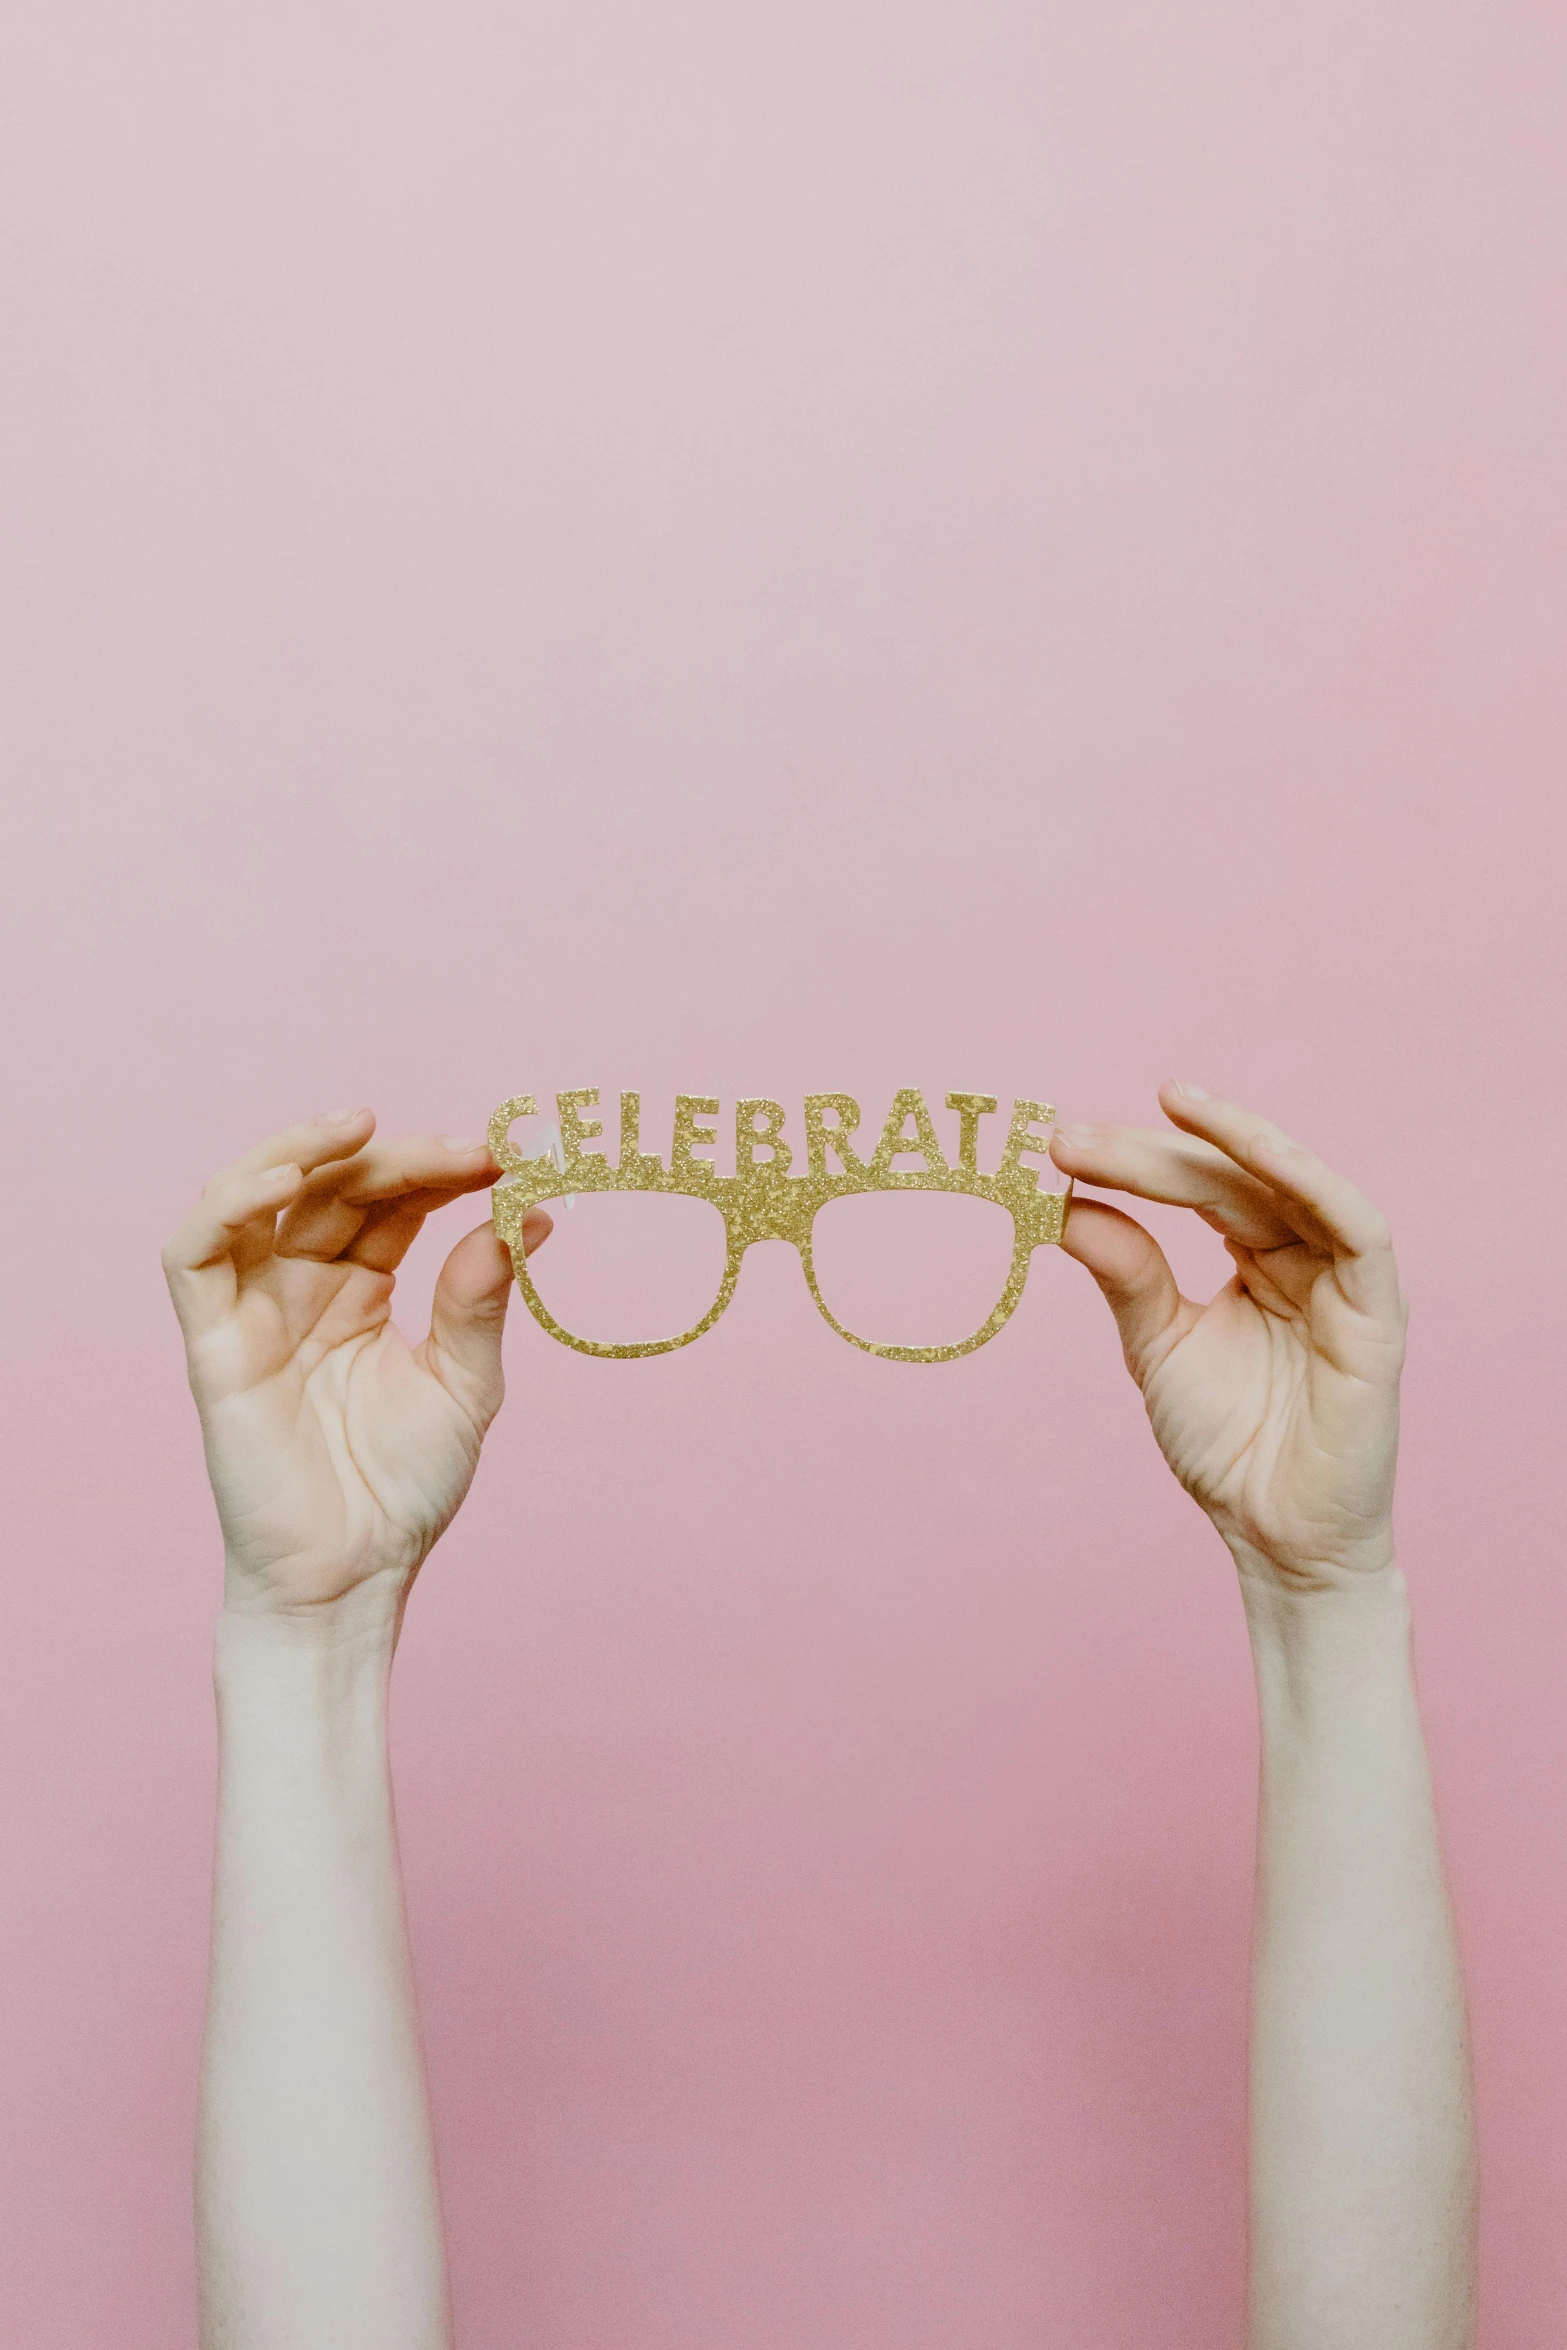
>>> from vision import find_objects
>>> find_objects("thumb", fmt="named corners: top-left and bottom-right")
top-left (425, 1220), bottom-right (533, 1424)
top-left (1061, 1197), bottom-right (1189, 1384)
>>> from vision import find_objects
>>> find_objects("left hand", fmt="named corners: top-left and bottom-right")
top-left (1049, 1083), bottom-right (1407, 1593)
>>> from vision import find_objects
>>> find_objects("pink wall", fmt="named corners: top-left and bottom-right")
top-left (2, 4), bottom-right (1565, 2342)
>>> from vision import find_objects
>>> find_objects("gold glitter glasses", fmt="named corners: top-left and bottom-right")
top-left (488, 1088), bottom-right (1071, 1363)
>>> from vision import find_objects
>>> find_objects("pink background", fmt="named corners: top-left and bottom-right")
top-left (2, 3), bottom-right (1565, 2342)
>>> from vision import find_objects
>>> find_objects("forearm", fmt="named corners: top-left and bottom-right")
top-left (198, 1596), bottom-right (452, 2350)
top-left (1242, 1564), bottom-right (1475, 2350)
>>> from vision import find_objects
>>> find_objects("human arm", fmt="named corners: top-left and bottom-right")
top-left (1050, 1084), bottom-right (1475, 2350)
top-left (164, 1110), bottom-right (550, 2350)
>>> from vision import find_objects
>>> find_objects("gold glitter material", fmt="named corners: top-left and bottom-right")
top-left (488, 1088), bottom-right (1072, 1363)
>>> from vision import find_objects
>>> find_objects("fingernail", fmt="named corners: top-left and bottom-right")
top-left (1171, 1080), bottom-right (1209, 1100)
top-left (441, 1134), bottom-right (486, 1153)
top-left (1053, 1122), bottom-right (1100, 1148)
top-left (262, 1162), bottom-right (301, 1189)
top-left (316, 1106), bottom-right (363, 1124)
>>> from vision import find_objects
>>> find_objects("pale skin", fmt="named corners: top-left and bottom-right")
top-left (165, 1082), bottom-right (1475, 2350)
top-left (1052, 1087), bottom-right (1476, 2348)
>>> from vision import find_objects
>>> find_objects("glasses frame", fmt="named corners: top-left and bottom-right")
top-left (488, 1088), bottom-right (1072, 1364)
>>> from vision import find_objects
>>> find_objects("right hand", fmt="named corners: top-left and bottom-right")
top-left (164, 1109), bottom-right (552, 1623)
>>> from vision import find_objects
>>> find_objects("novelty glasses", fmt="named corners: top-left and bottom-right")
top-left (489, 1088), bottom-right (1071, 1363)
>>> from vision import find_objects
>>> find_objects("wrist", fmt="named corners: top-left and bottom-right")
top-left (1223, 1514), bottom-right (1399, 1591)
top-left (214, 1590), bottom-right (401, 1763)
top-left (1239, 1560), bottom-right (1417, 1739)
top-left (218, 1564), bottom-right (406, 1655)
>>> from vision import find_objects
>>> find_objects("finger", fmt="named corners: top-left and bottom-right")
top-left (336, 1175), bottom-right (546, 1275)
top-left (1050, 1122), bottom-right (1298, 1250)
top-left (231, 1107), bottom-right (377, 1179)
top-left (276, 1135), bottom-right (500, 1261)
top-left (1157, 1082), bottom-right (1393, 1259)
top-left (336, 1189), bottom-right (456, 1275)
top-left (1060, 1197), bottom-right (1195, 1381)
top-left (162, 1160), bottom-right (306, 1326)
top-left (419, 1224), bottom-right (517, 1428)
top-left (164, 1106), bottom-right (374, 1295)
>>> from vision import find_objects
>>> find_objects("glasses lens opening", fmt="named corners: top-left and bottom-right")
top-left (522, 1190), bottom-right (730, 1348)
top-left (807, 1191), bottom-right (1016, 1352)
